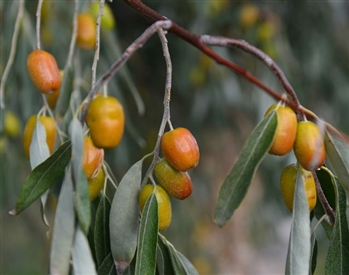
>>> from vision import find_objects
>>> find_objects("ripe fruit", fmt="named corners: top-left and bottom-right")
top-left (82, 136), bottom-right (104, 179)
top-left (139, 184), bottom-right (172, 231)
top-left (77, 13), bottom-right (96, 50)
top-left (27, 49), bottom-right (61, 94)
top-left (265, 104), bottom-right (297, 156)
top-left (154, 159), bottom-right (193, 200)
top-left (89, 2), bottom-right (116, 30)
top-left (293, 121), bottom-right (326, 171)
top-left (23, 115), bottom-right (57, 159)
top-left (239, 4), bottom-right (260, 29)
top-left (88, 167), bottom-right (105, 201)
top-left (46, 70), bottom-right (64, 109)
top-left (161, 127), bottom-right (199, 172)
top-left (86, 96), bottom-right (125, 149)
top-left (4, 111), bottom-right (21, 137)
top-left (280, 164), bottom-right (317, 212)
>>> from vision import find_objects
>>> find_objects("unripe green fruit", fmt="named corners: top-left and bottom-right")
top-left (280, 164), bottom-right (317, 212)
top-left (293, 121), bottom-right (326, 171)
top-left (154, 159), bottom-right (193, 200)
top-left (139, 184), bottom-right (172, 231)
top-left (264, 104), bottom-right (297, 156)
top-left (161, 127), bottom-right (200, 172)
top-left (89, 2), bottom-right (116, 30)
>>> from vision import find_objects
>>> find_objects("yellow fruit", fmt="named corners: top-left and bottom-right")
top-left (88, 167), bottom-right (105, 201)
top-left (154, 159), bottom-right (193, 200)
top-left (46, 70), bottom-right (64, 109)
top-left (280, 164), bottom-right (317, 212)
top-left (239, 4), bottom-right (260, 29)
top-left (293, 121), bottom-right (326, 171)
top-left (23, 115), bottom-right (57, 159)
top-left (82, 136), bottom-right (104, 179)
top-left (4, 111), bottom-right (21, 137)
top-left (265, 104), bottom-right (297, 156)
top-left (77, 13), bottom-right (96, 50)
top-left (89, 2), bottom-right (116, 30)
top-left (139, 184), bottom-right (172, 231)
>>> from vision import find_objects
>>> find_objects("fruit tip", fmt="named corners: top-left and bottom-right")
top-left (9, 209), bottom-right (17, 216)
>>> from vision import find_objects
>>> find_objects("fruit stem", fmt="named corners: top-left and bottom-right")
top-left (35, 0), bottom-right (44, 49)
top-left (312, 170), bottom-right (335, 226)
top-left (91, 1), bottom-right (104, 87)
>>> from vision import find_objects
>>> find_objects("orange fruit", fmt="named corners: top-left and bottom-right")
top-left (23, 115), bottom-right (57, 159)
top-left (86, 96), bottom-right (125, 149)
top-left (161, 127), bottom-right (199, 172)
top-left (88, 167), bottom-right (105, 201)
top-left (265, 104), bottom-right (297, 156)
top-left (293, 121), bottom-right (326, 171)
top-left (46, 70), bottom-right (64, 109)
top-left (82, 136), bottom-right (104, 179)
top-left (77, 13), bottom-right (96, 50)
top-left (27, 49), bottom-right (61, 94)
top-left (280, 164), bottom-right (317, 212)
top-left (154, 159), bottom-right (193, 200)
top-left (139, 184), bottom-right (172, 231)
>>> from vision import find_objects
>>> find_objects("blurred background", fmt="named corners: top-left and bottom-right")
top-left (1, 0), bottom-right (349, 274)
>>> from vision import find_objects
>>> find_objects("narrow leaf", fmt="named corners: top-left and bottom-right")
top-left (135, 193), bottom-right (158, 275)
top-left (214, 111), bottom-right (277, 226)
top-left (110, 160), bottom-right (143, 274)
top-left (176, 251), bottom-right (199, 275)
top-left (72, 225), bottom-right (97, 275)
top-left (50, 166), bottom-right (75, 275)
top-left (95, 196), bottom-right (112, 266)
top-left (71, 118), bottom-right (91, 234)
top-left (325, 178), bottom-right (349, 275)
top-left (157, 240), bottom-right (175, 275)
top-left (98, 254), bottom-right (116, 275)
top-left (12, 140), bottom-right (71, 215)
top-left (56, 64), bottom-right (74, 118)
top-left (285, 168), bottom-right (311, 275)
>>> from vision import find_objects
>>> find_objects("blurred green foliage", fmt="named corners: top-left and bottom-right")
top-left (1, 0), bottom-right (348, 274)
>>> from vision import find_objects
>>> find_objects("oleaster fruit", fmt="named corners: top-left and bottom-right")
top-left (76, 13), bottom-right (96, 50)
top-left (27, 49), bottom-right (61, 94)
top-left (161, 127), bottom-right (200, 172)
top-left (23, 115), bottom-right (57, 159)
top-left (280, 164), bottom-right (317, 212)
top-left (139, 184), bottom-right (172, 231)
top-left (86, 96), bottom-right (125, 149)
top-left (82, 136), bottom-right (104, 179)
top-left (89, 2), bottom-right (116, 31)
top-left (154, 158), bottom-right (193, 200)
top-left (264, 103), bottom-right (297, 156)
top-left (88, 167), bottom-right (105, 201)
top-left (293, 121), bottom-right (326, 171)
top-left (46, 70), bottom-right (64, 109)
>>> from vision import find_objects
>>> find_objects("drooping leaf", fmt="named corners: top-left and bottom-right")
top-left (158, 236), bottom-right (184, 275)
top-left (98, 254), bottom-right (116, 275)
top-left (176, 251), bottom-right (199, 275)
top-left (135, 192), bottom-right (158, 275)
top-left (95, 196), bottom-right (112, 267)
top-left (285, 168), bottom-right (311, 275)
top-left (310, 237), bottom-right (318, 275)
top-left (12, 140), bottom-right (71, 215)
top-left (325, 178), bottom-right (349, 275)
top-left (214, 111), bottom-right (277, 226)
top-left (71, 118), bottom-right (91, 234)
top-left (110, 160), bottom-right (143, 274)
top-left (157, 239), bottom-right (175, 275)
top-left (50, 166), bottom-right (76, 275)
top-left (56, 64), bottom-right (74, 119)
top-left (29, 118), bottom-right (51, 227)
top-left (72, 225), bottom-right (97, 275)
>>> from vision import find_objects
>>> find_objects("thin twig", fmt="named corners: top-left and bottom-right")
top-left (141, 28), bottom-right (173, 186)
top-left (91, 0), bottom-right (104, 86)
top-left (36, 0), bottom-right (44, 49)
top-left (79, 20), bottom-right (173, 123)
top-left (312, 170), bottom-right (335, 226)
top-left (66, 0), bottom-right (79, 68)
top-left (0, 0), bottom-right (25, 109)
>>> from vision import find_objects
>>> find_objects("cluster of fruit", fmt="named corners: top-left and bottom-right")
top-left (24, 3), bottom-right (123, 201)
top-left (139, 127), bottom-right (200, 231)
top-left (265, 104), bottom-right (326, 212)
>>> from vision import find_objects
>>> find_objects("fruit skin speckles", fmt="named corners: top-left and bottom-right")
top-left (139, 184), bottom-right (172, 231)
top-left (264, 104), bottom-right (297, 156)
top-left (27, 50), bottom-right (61, 94)
top-left (293, 121), bottom-right (326, 171)
top-left (154, 159), bottom-right (193, 200)
top-left (161, 127), bottom-right (200, 172)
